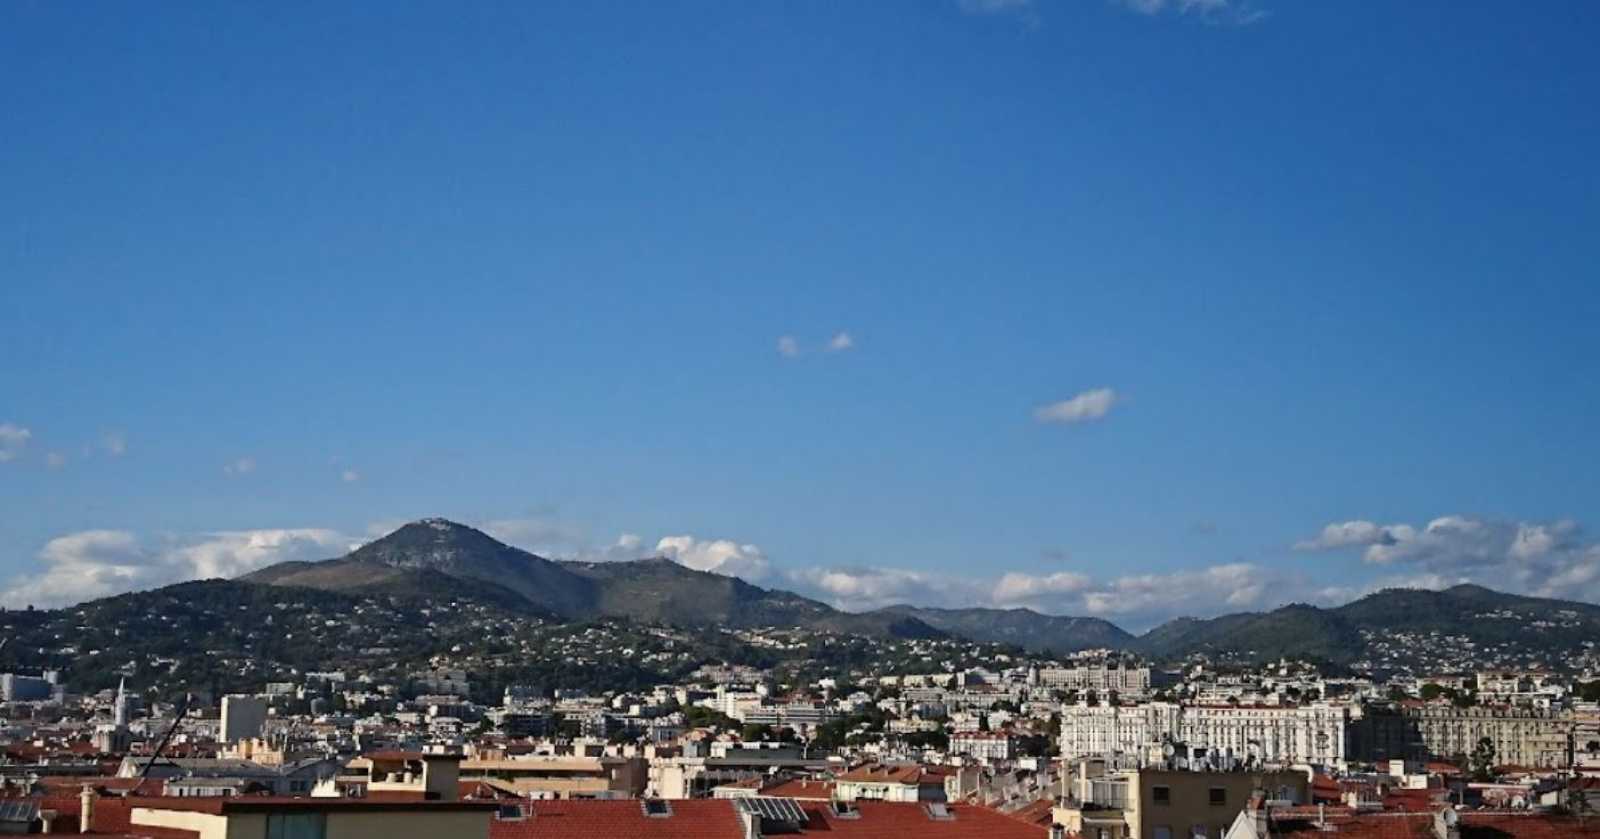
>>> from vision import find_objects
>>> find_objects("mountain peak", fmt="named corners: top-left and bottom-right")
top-left (352, 518), bottom-right (518, 572)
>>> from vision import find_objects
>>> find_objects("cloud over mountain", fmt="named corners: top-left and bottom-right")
top-left (1294, 515), bottom-right (1600, 601)
top-left (1, 528), bottom-right (358, 609)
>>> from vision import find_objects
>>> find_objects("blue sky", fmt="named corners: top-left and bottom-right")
top-left (3, 0), bottom-right (1598, 629)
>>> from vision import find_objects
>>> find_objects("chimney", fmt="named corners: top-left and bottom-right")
top-left (1248, 795), bottom-right (1268, 836)
top-left (1048, 826), bottom-right (1065, 839)
top-left (1432, 808), bottom-right (1461, 839)
top-left (420, 748), bottom-right (462, 802)
top-left (78, 785), bottom-right (94, 834)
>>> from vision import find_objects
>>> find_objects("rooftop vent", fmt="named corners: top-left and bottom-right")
top-left (642, 799), bottom-right (673, 818)
top-left (925, 802), bottom-right (955, 821)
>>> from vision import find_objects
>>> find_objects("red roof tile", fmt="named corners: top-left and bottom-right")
top-left (798, 800), bottom-right (1049, 838)
top-left (490, 799), bottom-right (743, 839)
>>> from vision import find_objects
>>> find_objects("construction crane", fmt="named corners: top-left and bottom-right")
top-left (136, 692), bottom-right (194, 787)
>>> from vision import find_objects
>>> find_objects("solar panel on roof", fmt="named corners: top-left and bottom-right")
top-left (0, 799), bottom-right (39, 823)
top-left (735, 796), bottom-right (808, 824)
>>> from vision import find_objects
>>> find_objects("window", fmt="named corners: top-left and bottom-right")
top-left (1209, 787), bottom-right (1226, 806)
top-left (1191, 826), bottom-right (1209, 839)
top-left (1153, 785), bottom-right (1171, 805)
top-left (266, 813), bottom-right (326, 839)
top-left (1154, 828), bottom-right (1172, 839)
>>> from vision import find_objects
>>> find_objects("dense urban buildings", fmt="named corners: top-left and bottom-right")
top-left (2, 632), bottom-right (1598, 838)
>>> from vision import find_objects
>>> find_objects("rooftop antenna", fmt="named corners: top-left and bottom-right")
top-left (137, 692), bottom-right (194, 789)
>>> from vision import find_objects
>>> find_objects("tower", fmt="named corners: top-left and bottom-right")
top-left (113, 678), bottom-right (129, 728)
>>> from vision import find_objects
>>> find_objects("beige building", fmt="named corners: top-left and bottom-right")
top-left (1403, 705), bottom-right (1573, 768)
top-left (1038, 665), bottom-right (1153, 696)
top-left (832, 764), bottom-right (947, 803)
top-left (457, 753), bottom-right (645, 798)
top-left (127, 797), bottom-right (496, 839)
top-left (1054, 763), bottom-right (1308, 839)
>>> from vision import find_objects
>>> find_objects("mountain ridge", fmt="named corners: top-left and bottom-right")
top-left (243, 519), bottom-right (946, 640)
top-left (240, 519), bottom-right (1600, 665)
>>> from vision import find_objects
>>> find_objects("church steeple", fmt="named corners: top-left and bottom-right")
top-left (113, 678), bottom-right (128, 728)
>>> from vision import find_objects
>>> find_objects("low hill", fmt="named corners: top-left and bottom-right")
top-left (872, 605), bottom-right (1134, 653)
top-left (1135, 584), bottom-right (1600, 667)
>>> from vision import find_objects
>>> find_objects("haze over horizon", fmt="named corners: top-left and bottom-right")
top-left (4, 2), bottom-right (1598, 630)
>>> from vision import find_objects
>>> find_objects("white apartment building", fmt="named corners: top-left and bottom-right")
top-left (1037, 665), bottom-right (1152, 696)
top-left (1060, 702), bottom-right (1348, 768)
top-left (1180, 703), bottom-right (1348, 767)
top-left (1059, 702), bottom-right (1181, 760)
top-left (947, 731), bottom-right (1015, 762)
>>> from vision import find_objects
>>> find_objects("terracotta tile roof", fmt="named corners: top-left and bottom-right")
top-left (798, 800), bottom-right (1050, 837)
top-left (757, 778), bottom-right (835, 800)
top-left (1266, 809), bottom-right (1600, 838)
top-left (998, 797), bottom-right (1058, 830)
top-left (490, 799), bottom-right (744, 839)
top-left (361, 750), bottom-right (430, 762)
top-left (837, 764), bottom-right (943, 785)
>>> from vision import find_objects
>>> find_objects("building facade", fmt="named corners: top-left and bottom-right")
top-left (1403, 705), bottom-right (1573, 768)
top-left (1061, 702), bottom-right (1347, 768)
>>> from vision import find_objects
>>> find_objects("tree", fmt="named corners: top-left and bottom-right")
top-left (1469, 737), bottom-right (1497, 781)
top-left (1570, 776), bottom-right (1595, 826)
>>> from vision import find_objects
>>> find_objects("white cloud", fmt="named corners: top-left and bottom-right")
top-left (0, 423), bottom-right (32, 462)
top-left (784, 560), bottom-right (1286, 631)
top-left (655, 535), bottom-right (771, 580)
top-left (1077, 562), bottom-right (1270, 625)
top-left (826, 332), bottom-right (855, 352)
top-left (1294, 515), bottom-right (1599, 602)
top-left (1293, 520), bottom-right (1398, 551)
top-left (993, 571), bottom-right (1093, 605)
top-left (0, 528), bottom-right (357, 609)
top-left (1033, 388), bottom-right (1118, 424)
top-left (341, 469), bottom-right (361, 483)
top-left (101, 430), bottom-right (127, 457)
top-left (1116, 0), bottom-right (1266, 24)
top-left (786, 566), bottom-right (988, 612)
top-left (223, 457), bottom-right (257, 476)
top-left (776, 335), bottom-right (800, 358)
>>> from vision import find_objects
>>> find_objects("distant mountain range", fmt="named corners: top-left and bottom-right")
top-left (242, 518), bottom-right (944, 641)
top-left (873, 605), bottom-right (1135, 653)
top-left (237, 518), bottom-right (1600, 667)
top-left (1131, 583), bottom-right (1600, 666)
